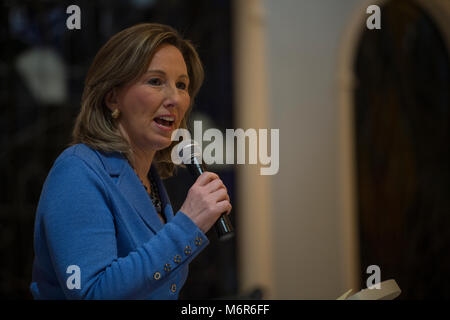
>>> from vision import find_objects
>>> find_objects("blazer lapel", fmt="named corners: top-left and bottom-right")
top-left (149, 165), bottom-right (175, 223)
top-left (117, 165), bottom-right (164, 233)
top-left (97, 150), bottom-right (164, 234)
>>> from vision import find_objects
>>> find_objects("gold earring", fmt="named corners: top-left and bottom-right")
top-left (111, 109), bottom-right (120, 119)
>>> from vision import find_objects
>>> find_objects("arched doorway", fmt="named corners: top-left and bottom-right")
top-left (352, 0), bottom-right (450, 299)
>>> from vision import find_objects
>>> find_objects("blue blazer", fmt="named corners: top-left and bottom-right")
top-left (30, 144), bottom-right (209, 299)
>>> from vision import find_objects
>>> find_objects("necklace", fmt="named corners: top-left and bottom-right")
top-left (147, 176), bottom-right (162, 215)
top-left (128, 162), bottom-right (163, 215)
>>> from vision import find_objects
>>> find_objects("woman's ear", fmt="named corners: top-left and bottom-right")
top-left (105, 88), bottom-right (119, 111)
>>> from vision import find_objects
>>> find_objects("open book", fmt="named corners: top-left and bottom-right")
top-left (337, 279), bottom-right (401, 300)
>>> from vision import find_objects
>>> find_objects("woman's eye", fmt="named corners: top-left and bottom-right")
top-left (177, 82), bottom-right (187, 90)
top-left (148, 78), bottom-right (162, 86)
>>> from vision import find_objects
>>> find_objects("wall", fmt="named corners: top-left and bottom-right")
top-left (234, 0), bottom-right (365, 299)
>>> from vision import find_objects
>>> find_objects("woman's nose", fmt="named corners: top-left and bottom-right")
top-left (162, 83), bottom-right (181, 107)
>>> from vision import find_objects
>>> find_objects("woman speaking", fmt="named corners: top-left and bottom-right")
top-left (30, 23), bottom-right (232, 299)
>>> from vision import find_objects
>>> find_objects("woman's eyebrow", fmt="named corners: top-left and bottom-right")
top-left (146, 69), bottom-right (189, 80)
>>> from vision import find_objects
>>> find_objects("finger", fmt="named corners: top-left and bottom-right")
top-left (216, 199), bottom-right (232, 215)
top-left (204, 179), bottom-right (226, 193)
top-left (195, 171), bottom-right (219, 186)
top-left (209, 188), bottom-right (230, 203)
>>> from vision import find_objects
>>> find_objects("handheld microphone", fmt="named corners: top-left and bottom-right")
top-left (175, 140), bottom-right (234, 241)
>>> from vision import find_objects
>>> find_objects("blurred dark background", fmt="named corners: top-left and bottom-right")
top-left (0, 0), bottom-right (239, 299)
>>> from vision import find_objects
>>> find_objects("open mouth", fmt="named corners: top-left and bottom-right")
top-left (153, 115), bottom-right (175, 129)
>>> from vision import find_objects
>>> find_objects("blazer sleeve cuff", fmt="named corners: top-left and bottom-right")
top-left (170, 210), bottom-right (210, 258)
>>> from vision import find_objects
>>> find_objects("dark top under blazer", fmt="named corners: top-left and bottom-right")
top-left (30, 144), bottom-right (209, 299)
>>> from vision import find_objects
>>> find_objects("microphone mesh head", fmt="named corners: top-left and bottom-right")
top-left (173, 140), bottom-right (202, 164)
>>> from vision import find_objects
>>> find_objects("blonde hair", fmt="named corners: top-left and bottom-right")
top-left (71, 23), bottom-right (204, 178)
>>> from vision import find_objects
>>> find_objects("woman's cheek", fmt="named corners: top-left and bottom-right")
top-left (181, 97), bottom-right (190, 118)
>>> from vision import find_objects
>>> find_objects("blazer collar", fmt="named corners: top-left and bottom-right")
top-left (96, 150), bottom-right (175, 233)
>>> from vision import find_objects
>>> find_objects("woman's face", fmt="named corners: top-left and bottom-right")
top-left (110, 44), bottom-right (191, 152)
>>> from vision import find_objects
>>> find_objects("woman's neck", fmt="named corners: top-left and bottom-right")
top-left (118, 124), bottom-right (156, 181)
top-left (130, 146), bottom-right (155, 181)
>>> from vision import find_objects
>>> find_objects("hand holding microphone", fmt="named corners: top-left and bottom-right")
top-left (175, 140), bottom-right (234, 241)
top-left (179, 171), bottom-right (232, 234)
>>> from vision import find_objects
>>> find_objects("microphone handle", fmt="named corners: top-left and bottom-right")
top-left (187, 158), bottom-right (234, 241)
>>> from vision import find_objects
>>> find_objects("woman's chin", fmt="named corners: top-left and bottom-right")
top-left (149, 136), bottom-right (173, 151)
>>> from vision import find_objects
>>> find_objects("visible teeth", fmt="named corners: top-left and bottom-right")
top-left (159, 116), bottom-right (174, 121)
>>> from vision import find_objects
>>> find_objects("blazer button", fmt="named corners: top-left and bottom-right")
top-left (153, 272), bottom-right (161, 280)
top-left (184, 245), bottom-right (191, 255)
top-left (174, 255), bottom-right (181, 264)
top-left (170, 283), bottom-right (177, 293)
top-left (164, 263), bottom-right (171, 272)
